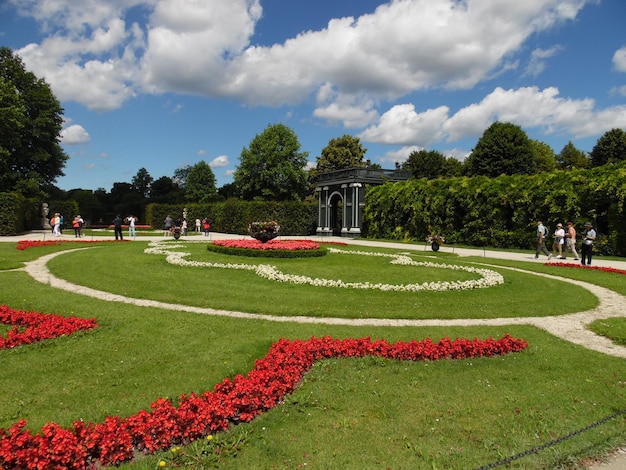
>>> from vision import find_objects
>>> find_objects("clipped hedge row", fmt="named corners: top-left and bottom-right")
top-left (364, 163), bottom-right (626, 256)
top-left (0, 193), bottom-right (26, 236)
top-left (146, 200), bottom-right (317, 236)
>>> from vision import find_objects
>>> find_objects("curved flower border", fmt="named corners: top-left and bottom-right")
top-left (0, 334), bottom-right (528, 468)
top-left (16, 240), bottom-right (127, 250)
top-left (145, 241), bottom-right (505, 292)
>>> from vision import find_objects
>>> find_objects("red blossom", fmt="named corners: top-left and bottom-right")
top-left (0, 305), bottom-right (97, 350)
top-left (212, 239), bottom-right (321, 251)
top-left (547, 262), bottom-right (626, 276)
top-left (0, 334), bottom-right (527, 468)
top-left (16, 240), bottom-right (128, 250)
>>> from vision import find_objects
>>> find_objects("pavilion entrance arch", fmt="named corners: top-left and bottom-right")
top-left (328, 191), bottom-right (344, 236)
top-left (315, 167), bottom-right (410, 237)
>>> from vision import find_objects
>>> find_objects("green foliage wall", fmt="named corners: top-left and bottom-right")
top-left (146, 200), bottom-right (317, 236)
top-left (365, 164), bottom-right (626, 255)
top-left (0, 192), bottom-right (26, 235)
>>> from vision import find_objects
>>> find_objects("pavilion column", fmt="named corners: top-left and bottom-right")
top-left (348, 182), bottom-right (362, 236)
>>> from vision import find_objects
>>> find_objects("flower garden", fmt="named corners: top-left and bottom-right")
top-left (0, 239), bottom-right (624, 469)
top-left (0, 333), bottom-right (527, 468)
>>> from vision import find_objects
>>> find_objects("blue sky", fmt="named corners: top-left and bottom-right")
top-left (1, 0), bottom-right (625, 192)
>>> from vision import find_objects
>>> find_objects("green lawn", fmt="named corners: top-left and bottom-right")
top-left (0, 240), bottom-right (624, 469)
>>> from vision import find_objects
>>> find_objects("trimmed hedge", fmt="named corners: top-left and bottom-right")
top-left (0, 193), bottom-right (25, 236)
top-left (146, 200), bottom-right (317, 236)
top-left (364, 163), bottom-right (626, 256)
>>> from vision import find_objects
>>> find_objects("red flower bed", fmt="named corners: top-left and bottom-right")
top-left (0, 334), bottom-right (527, 468)
top-left (212, 239), bottom-right (320, 250)
top-left (16, 240), bottom-right (128, 250)
top-left (547, 262), bottom-right (626, 276)
top-left (0, 305), bottom-right (97, 349)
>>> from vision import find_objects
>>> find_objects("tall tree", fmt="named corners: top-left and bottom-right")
top-left (0, 47), bottom-right (68, 197)
top-left (530, 140), bottom-right (557, 173)
top-left (464, 122), bottom-right (536, 177)
top-left (557, 141), bottom-right (591, 170)
top-left (316, 135), bottom-right (370, 171)
top-left (131, 167), bottom-right (153, 199)
top-left (150, 176), bottom-right (184, 204)
top-left (173, 165), bottom-right (192, 189)
top-left (234, 123), bottom-right (309, 201)
top-left (440, 157), bottom-right (463, 177)
top-left (590, 128), bottom-right (626, 167)
top-left (402, 150), bottom-right (446, 179)
top-left (185, 160), bottom-right (218, 203)
top-left (310, 134), bottom-right (379, 190)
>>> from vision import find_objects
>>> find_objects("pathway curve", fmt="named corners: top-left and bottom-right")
top-left (20, 247), bottom-right (626, 358)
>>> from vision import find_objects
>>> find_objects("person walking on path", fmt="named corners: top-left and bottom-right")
top-left (553, 223), bottom-right (565, 259)
top-left (52, 213), bottom-right (61, 237)
top-left (72, 215), bottom-right (84, 238)
top-left (113, 214), bottom-right (124, 241)
top-left (535, 220), bottom-right (552, 260)
top-left (164, 215), bottom-right (173, 236)
top-left (127, 215), bottom-right (136, 238)
top-left (203, 218), bottom-right (210, 237)
top-left (581, 222), bottom-right (596, 265)
top-left (564, 221), bottom-right (579, 260)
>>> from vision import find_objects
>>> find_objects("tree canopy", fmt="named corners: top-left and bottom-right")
top-left (234, 123), bottom-right (309, 201)
top-left (314, 135), bottom-right (372, 172)
top-left (402, 149), bottom-right (462, 179)
top-left (464, 122), bottom-right (536, 177)
top-left (185, 160), bottom-right (218, 203)
top-left (530, 140), bottom-right (557, 173)
top-left (557, 141), bottom-right (590, 170)
top-left (0, 47), bottom-right (68, 197)
top-left (131, 167), bottom-right (153, 199)
top-left (590, 128), bottom-right (626, 167)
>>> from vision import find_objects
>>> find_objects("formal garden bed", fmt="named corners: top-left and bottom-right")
top-left (207, 239), bottom-right (328, 258)
top-left (1, 241), bottom-right (623, 469)
top-left (0, 333), bottom-right (527, 468)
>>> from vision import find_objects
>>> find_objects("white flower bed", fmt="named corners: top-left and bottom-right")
top-left (144, 241), bottom-right (504, 292)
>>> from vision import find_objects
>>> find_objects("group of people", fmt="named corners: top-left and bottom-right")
top-left (71, 215), bottom-right (85, 237)
top-left (163, 215), bottom-right (211, 237)
top-left (50, 212), bottom-right (63, 236)
top-left (536, 220), bottom-right (597, 265)
top-left (111, 215), bottom-right (138, 240)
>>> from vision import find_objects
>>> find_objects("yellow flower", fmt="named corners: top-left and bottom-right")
top-left (207, 435), bottom-right (214, 441)
top-left (158, 461), bottom-right (167, 467)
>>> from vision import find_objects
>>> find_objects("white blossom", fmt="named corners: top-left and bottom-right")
top-left (144, 241), bottom-right (504, 292)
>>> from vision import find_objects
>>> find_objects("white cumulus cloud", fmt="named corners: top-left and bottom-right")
top-left (13, 0), bottom-right (590, 110)
top-left (360, 86), bottom-right (626, 148)
top-left (60, 124), bottom-right (90, 144)
top-left (613, 46), bottom-right (626, 72)
top-left (210, 155), bottom-right (230, 168)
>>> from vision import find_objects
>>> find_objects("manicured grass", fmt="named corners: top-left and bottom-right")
top-left (589, 318), bottom-right (626, 346)
top-left (45, 241), bottom-right (597, 319)
top-left (0, 241), bottom-right (624, 469)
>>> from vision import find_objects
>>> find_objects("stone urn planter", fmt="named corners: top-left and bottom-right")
top-left (249, 221), bottom-right (280, 243)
